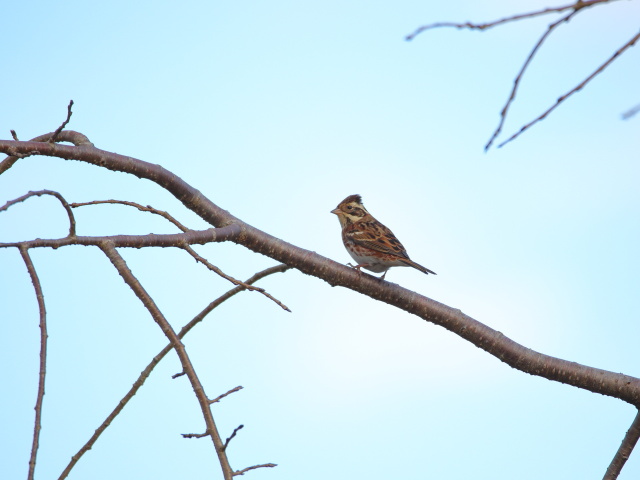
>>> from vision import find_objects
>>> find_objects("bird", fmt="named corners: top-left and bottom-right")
top-left (331, 194), bottom-right (436, 280)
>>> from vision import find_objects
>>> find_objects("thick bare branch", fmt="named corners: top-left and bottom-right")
top-left (19, 246), bottom-right (48, 480)
top-left (0, 131), bottom-right (92, 174)
top-left (3, 138), bottom-right (640, 476)
top-left (57, 264), bottom-right (289, 480)
top-left (1, 139), bottom-right (639, 407)
top-left (603, 410), bottom-right (640, 480)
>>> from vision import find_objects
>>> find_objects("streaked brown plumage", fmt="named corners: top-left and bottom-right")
top-left (331, 194), bottom-right (436, 279)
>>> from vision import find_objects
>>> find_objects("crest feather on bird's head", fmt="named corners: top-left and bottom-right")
top-left (341, 194), bottom-right (363, 206)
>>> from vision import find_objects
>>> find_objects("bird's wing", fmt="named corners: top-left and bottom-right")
top-left (345, 221), bottom-right (410, 259)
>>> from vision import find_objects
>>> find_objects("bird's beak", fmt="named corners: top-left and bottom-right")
top-left (330, 208), bottom-right (340, 215)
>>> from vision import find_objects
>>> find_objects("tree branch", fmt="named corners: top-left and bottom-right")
top-left (621, 103), bottom-right (640, 120)
top-left (49, 100), bottom-right (74, 144)
top-left (603, 410), bottom-right (640, 480)
top-left (233, 463), bottom-right (278, 476)
top-left (405, 0), bottom-right (636, 149)
top-left (210, 386), bottom-right (244, 405)
top-left (1, 190), bottom-right (76, 237)
top-left (497, 29), bottom-right (640, 148)
top-left (98, 242), bottom-right (235, 479)
top-left (56, 264), bottom-right (289, 480)
top-left (0, 131), bottom-right (92, 175)
top-left (3, 137), bottom-right (640, 476)
top-left (71, 199), bottom-right (191, 232)
top-left (405, 0), bottom-right (620, 40)
top-left (485, 10), bottom-right (578, 151)
top-left (223, 425), bottom-right (244, 451)
top-left (69, 199), bottom-right (290, 311)
top-left (2, 139), bottom-right (639, 407)
top-left (19, 246), bottom-right (48, 480)
top-left (0, 226), bottom-right (240, 249)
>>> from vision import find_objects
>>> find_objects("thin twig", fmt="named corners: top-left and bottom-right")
top-left (621, 103), bottom-right (640, 120)
top-left (10, 130), bottom-right (19, 141)
top-left (497, 29), bottom-right (640, 148)
top-left (405, 0), bottom-right (633, 150)
top-left (233, 463), bottom-right (278, 476)
top-left (185, 245), bottom-right (291, 311)
top-left (405, 0), bottom-right (617, 40)
top-left (210, 386), bottom-right (244, 404)
top-left (20, 246), bottom-right (48, 480)
top-left (484, 10), bottom-right (578, 151)
top-left (1, 190), bottom-right (76, 237)
top-left (56, 263), bottom-right (289, 480)
top-left (71, 199), bottom-right (291, 311)
top-left (71, 199), bottom-right (190, 232)
top-left (182, 432), bottom-right (210, 439)
top-left (223, 425), bottom-right (244, 451)
top-left (49, 100), bottom-right (74, 144)
top-left (603, 410), bottom-right (640, 480)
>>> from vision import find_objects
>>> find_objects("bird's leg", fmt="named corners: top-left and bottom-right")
top-left (347, 263), bottom-right (368, 275)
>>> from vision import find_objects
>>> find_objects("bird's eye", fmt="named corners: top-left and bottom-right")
top-left (346, 205), bottom-right (353, 210)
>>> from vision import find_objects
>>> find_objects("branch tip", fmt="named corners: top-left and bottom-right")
top-left (210, 386), bottom-right (244, 404)
top-left (182, 432), bottom-right (210, 439)
top-left (223, 425), bottom-right (244, 450)
top-left (49, 100), bottom-right (74, 144)
top-left (233, 463), bottom-right (278, 476)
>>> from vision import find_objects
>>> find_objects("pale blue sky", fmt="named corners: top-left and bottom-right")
top-left (2, 1), bottom-right (639, 479)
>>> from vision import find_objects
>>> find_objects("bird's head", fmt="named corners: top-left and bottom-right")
top-left (331, 194), bottom-right (370, 227)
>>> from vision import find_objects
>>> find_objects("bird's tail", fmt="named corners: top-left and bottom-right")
top-left (402, 259), bottom-right (437, 275)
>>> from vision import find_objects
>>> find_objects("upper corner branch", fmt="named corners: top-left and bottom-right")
top-left (405, 0), bottom-right (633, 150)
top-left (406, 0), bottom-right (620, 40)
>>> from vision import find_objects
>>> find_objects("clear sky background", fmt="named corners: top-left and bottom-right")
top-left (1, 1), bottom-right (639, 479)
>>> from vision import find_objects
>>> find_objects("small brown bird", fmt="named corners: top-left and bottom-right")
top-left (331, 194), bottom-right (436, 279)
